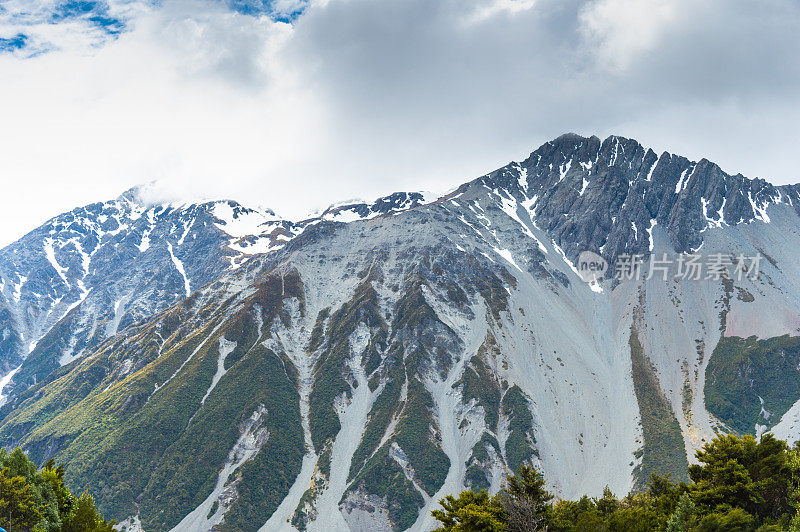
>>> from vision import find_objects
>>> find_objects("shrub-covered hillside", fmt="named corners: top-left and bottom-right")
top-left (433, 433), bottom-right (800, 531)
top-left (0, 447), bottom-right (113, 532)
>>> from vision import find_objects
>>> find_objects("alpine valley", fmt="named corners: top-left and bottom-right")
top-left (1, 133), bottom-right (800, 531)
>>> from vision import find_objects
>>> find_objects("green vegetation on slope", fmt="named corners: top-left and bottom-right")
top-left (394, 376), bottom-right (450, 495)
top-left (501, 385), bottom-right (537, 473)
top-left (464, 433), bottom-right (502, 492)
top-left (344, 275), bottom-right (460, 530)
top-left (0, 447), bottom-right (113, 531)
top-left (629, 325), bottom-right (689, 488)
top-left (220, 350), bottom-right (304, 531)
top-left (348, 356), bottom-right (405, 481)
top-left (0, 271), bottom-right (307, 530)
top-left (457, 335), bottom-right (502, 433)
top-left (434, 433), bottom-right (800, 532)
top-left (706, 334), bottom-right (800, 435)
top-left (309, 279), bottom-right (386, 452)
top-left (350, 441), bottom-right (426, 531)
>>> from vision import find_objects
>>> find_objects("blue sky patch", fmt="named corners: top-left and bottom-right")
top-left (88, 14), bottom-right (125, 34)
top-left (51, 0), bottom-right (100, 22)
top-left (0, 32), bottom-right (27, 53)
top-left (49, 1), bottom-right (126, 36)
top-left (226, 0), bottom-right (308, 21)
top-left (0, 0), bottom-right (307, 59)
top-left (227, 0), bottom-right (271, 16)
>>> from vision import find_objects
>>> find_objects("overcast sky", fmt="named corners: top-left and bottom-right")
top-left (1, 0), bottom-right (799, 247)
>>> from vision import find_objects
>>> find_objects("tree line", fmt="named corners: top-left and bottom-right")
top-left (433, 433), bottom-right (800, 531)
top-left (0, 447), bottom-right (113, 531)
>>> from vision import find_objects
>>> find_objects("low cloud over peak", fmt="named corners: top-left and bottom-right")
top-left (1, 0), bottom-right (799, 247)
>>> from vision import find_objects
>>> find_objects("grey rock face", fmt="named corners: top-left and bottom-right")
top-left (0, 187), bottom-right (444, 401)
top-left (461, 133), bottom-right (800, 266)
top-left (3, 134), bottom-right (800, 531)
top-left (312, 192), bottom-right (435, 223)
top-left (0, 191), bottom-right (290, 393)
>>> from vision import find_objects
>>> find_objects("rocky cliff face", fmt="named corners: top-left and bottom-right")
top-left (470, 133), bottom-right (800, 263)
top-left (1, 134), bottom-right (800, 532)
top-left (0, 191), bottom-right (297, 400)
top-left (0, 188), bottom-right (431, 405)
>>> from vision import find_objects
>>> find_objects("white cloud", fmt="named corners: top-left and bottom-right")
top-left (1, 0), bottom-right (799, 247)
top-left (464, 0), bottom-right (537, 24)
top-left (579, 0), bottom-right (677, 72)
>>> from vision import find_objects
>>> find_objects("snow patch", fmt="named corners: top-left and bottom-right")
top-left (558, 159), bottom-right (572, 181)
top-left (748, 191), bottom-right (772, 223)
top-left (106, 296), bottom-right (129, 337)
top-left (199, 337), bottom-right (236, 406)
top-left (701, 197), bottom-right (727, 229)
top-left (516, 165), bottom-right (529, 193)
top-left (167, 242), bottom-right (191, 297)
top-left (493, 247), bottom-right (523, 273)
top-left (645, 157), bottom-right (659, 181)
top-left (496, 194), bottom-right (547, 253)
top-left (44, 239), bottom-right (69, 286)
top-left (521, 194), bottom-right (539, 216)
top-left (137, 228), bottom-right (152, 252)
top-left (675, 165), bottom-right (695, 194)
top-left (12, 275), bottom-right (27, 303)
top-left (212, 202), bottom-right (279, 238)
top-left (323, 208), bottom-right (367, 223)
top-left (0, 364), bottom-right (23, 408)
top-left (137, 210), bottom-right (156, 252)
top-left (551, 240), bottom-right (582, 279)
top-left (609, 139), bottom-right (620, 166)
top-left (646, 219), bottom-right (657, 251)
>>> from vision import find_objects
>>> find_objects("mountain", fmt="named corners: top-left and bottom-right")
top-left (1, 133), bottom-right (800, 531)
top-left (0, 189), bottom-right (430, 406)
top-left (0, 191), bottom-right (298, 404)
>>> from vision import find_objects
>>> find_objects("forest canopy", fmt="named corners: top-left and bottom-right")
top-left (0, 447), bottom-right (113, 532)
top-left (433, 433), bottom-right (800, 532)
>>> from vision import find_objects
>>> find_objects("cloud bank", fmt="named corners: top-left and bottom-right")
top-left (0, 0), bottom-right (798, 246)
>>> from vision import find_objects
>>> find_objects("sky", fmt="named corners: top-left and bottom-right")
top-left (1, 0), bottom-right (799, 247)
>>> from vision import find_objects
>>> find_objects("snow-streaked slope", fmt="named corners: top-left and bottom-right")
top-left (0, 187), bottom-right (444, 408)
top-left (4, 134), bottom-right (800, 532)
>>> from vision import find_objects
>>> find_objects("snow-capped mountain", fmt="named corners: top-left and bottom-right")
top-left (1, 134), bottom-right (800, 532)
top-left (0, 191), bottom-right (293, 401)
top-left (0, 188), bottom-right (430, 405)
top-left (312, 192), bottom-right (438, 224)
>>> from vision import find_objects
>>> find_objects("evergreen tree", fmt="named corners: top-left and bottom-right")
top-left (429, 433), bottom-right (800, 531)
top-left (432, 490), bottom-right (505, 531)
top-left (501, 465), bottom-right (553, 532)
top-left (595, 486), bottom-right (618, 518)
top-left (694, 506), bottom-right (755, 531)
top-left (0, 466), bottom-right (40, 531)
top-left (0, 448), bottom-right (113, 532)
top-left (41, 460), bottom-right (73, 520)
top-left (788, 446), bottom-right (800, 532)
top-left (689, 433), bottom-right (790, 522)
top-left (62, 492), bottom-right (115, 532)
top-left (665, 492), bottom-right (695, 532)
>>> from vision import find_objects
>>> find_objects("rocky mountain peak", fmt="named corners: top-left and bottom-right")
top-left (452, 134), bottom-right (800, 266)
top-left (2, 133), bottom-right (800, 531)
top-left (2, 133), bottom-right (798, 401)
